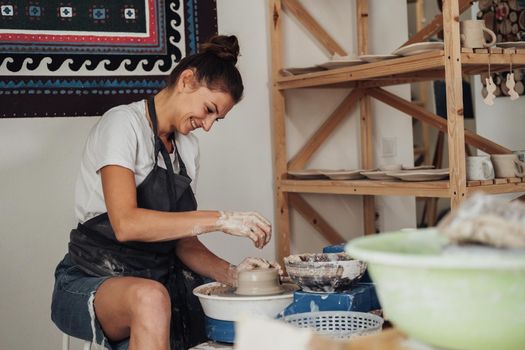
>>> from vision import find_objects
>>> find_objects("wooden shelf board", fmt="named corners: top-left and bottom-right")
top-left (277, 52), bottom-right (525, 90)
top-left (279, 177), bottom-right (525, 198)
top-left (467, 181), bottom-right (525, 195)
top-left (277, 51), bottom-right (444, 89)
top-left (279, 179), bottom-right (450, 197)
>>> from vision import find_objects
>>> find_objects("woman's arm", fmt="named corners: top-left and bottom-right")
top-left (175, 237), bottom-right (283, 286)
top-left (101, 165), bottom-right (271, 247)
top-left (101, 165), bottom-right (219, 242)
top-left (175, 237), bottom-right (235, 285)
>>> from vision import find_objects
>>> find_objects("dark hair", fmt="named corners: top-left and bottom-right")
top-left (168, 35), bottom-right (244, 103)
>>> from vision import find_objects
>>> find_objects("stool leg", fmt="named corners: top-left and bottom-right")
top-left (62, 334), bottom-right (70, 350)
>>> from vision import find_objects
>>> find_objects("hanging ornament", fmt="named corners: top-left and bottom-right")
top-left (506, 56), bottom-right (520, 100)
top-left (483, 53), bottom-right (496, 106)
top-left (484, 76), bottom-right (497, 106)
top-left (505, 73), bottom-right (519, 100)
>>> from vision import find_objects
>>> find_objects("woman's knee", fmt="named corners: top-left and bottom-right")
top-left (129, 280), bottom-right (171, 319)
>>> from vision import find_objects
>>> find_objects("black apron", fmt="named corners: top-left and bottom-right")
top-left (69, 96), bottom-right (206, 350)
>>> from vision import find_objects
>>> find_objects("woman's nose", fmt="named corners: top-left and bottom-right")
top-left (202, 115), bottom-right (215, 132)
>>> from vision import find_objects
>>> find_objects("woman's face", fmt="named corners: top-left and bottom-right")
top-left (173, 74), bottom-right (235, 135)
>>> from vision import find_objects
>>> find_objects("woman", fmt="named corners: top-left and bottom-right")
top-left (51, 35), bottom-right (276, 350)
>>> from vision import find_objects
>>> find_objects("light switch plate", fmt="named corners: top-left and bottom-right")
top-left (381, 136), bottom-right (397, 158)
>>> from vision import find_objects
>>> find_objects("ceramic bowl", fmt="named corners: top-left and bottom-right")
top-left (235, 268), bottom-right (283, 296)
top-left (284, 253), bottom-right (367, 293)
top-left (346, 229), bottom-right (525, 350)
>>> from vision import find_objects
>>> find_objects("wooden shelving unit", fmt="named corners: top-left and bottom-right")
top-left (269, 0), bottom-right (525, 263)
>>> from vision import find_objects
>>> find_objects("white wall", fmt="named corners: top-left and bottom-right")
top-left (0, 117), bottom-right (98, 350)
top-left (281, 0), bottom-right (416, 253)
top-left (0, 1), bottom-right (413, 349)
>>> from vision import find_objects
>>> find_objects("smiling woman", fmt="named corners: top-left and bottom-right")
top-left (50, 35), bottom-right (278, 350)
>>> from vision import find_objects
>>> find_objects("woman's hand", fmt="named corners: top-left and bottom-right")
top-left (228, 257), bottom-right (283, 287)
top-left (216, 211), bottom-right (272, 249)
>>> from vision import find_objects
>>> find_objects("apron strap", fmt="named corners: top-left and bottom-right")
top-left (147, 96), bottom-right (178, 210)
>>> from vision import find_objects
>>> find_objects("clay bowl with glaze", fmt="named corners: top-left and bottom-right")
top-left (284, 253), bottom-right (367, 293)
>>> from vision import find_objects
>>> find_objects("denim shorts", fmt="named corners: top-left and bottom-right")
top-left (51, 254), bottom-right (129, 350)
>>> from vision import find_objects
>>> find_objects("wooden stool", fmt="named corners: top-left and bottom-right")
top-left (62, 333), bottom-right (92, 350)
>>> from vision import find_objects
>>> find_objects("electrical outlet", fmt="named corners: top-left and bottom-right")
top-left (381, 137), bottom-right (397, 158)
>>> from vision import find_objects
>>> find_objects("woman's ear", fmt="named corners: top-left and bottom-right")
top-left (177, 69), bottom-right (198, 92)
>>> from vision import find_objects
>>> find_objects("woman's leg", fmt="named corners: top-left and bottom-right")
top-left (94, 276), bottom-right (171, 350)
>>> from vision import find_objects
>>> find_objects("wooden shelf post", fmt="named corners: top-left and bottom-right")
top-left (443, 0), bottom-right (467, 209)
top-left (357, 0), bottom-right (376, 235)
top-left (269, 0), bottom-right (291, 264)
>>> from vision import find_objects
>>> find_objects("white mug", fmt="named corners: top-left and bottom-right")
top-left (466, 156), bottom-right (495, 181)
top-left (460, 20), bottom-right (497, 48)
top-left (490, 154), bottom-right (525, 178)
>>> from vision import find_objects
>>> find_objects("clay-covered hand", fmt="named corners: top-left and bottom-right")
top-left (236, 257), bottom-right (283, 275)
top-left (216, 211), bottom-right (272, 249)
top-left (229, 257), bottom-right (283, 287)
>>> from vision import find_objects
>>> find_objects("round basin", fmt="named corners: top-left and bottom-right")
top-left (346, 229), bottom-right (525, 350)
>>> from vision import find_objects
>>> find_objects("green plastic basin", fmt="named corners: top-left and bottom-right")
top-left (346, 229), bottom-right (525, 350)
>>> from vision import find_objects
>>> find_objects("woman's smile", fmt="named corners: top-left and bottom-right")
top-left (190, 117), bottom-right (198, 130)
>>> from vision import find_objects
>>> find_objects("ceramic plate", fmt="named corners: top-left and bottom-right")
top-left (288, 169), bottom-right (327, 180)
top-left (321, 169), bottom-right (365, 180)
top-left (387, 168), bottom-right (449, 182)
top-left (496, 41), bottom-right (525, 49)
top-left (317, 55), bottom-right (364, 69)
top-left (391, 42), bottom-right (444, 57)
top-left (360, 170), bottom-right (398, 181)
top-left (281, 66), bottom-right (325, 75)
top-left (358, 54), bottom-right (399, 63)
top-left (402, 165), bottom-right (436, 171)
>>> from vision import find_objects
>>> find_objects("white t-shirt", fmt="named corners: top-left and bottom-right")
top-left (74, 100), bottom-right (200, 223)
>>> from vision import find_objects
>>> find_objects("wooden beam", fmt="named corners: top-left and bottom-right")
top-left (281, 0), bottom-right (347, 56)
top-left (270, 0), bottom-right (291, 264)
top-left (443, 0), bottom-right (467, 210)
top-left (367, 88), bottom-right (511, 155)
top-left (400, 0), bottom-right (473, 47)
top-left (288, 89), bottom-right (363, 170)
top-left (288, 193), bottom-right (346, 245)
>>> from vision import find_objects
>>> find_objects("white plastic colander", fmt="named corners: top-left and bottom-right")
top-left (281, 311), bottom-right (383, 339)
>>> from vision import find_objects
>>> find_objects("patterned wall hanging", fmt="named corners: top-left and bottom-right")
top-left (0, 0), bottom-right (217, 118)
top-left (478, 0), bottom-right (525, 98)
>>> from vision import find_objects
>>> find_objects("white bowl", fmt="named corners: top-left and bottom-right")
top-left (193, 282), bottom-right (297, 321)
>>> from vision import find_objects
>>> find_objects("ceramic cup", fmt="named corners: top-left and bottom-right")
top-left (513, 150), bottom-right (525, 162)
top-left (490, 154), bottom-right (525, 178)
top-left (460, 20), bottom-right (497, 48)
top-left (466, 155), bottom-right (495, 181)
top-left (235, 268), bottom-right (283, 296)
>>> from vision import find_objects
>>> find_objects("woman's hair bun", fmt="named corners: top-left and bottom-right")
top-left (200, 35), bottom-right (240, 64)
